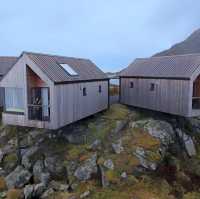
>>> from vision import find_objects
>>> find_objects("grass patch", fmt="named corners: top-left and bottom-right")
top-left (102, 104), bottom-right (129, 121)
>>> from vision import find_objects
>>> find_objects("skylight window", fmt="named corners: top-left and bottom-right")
top-left (60, 64), bottom-right (78, 76)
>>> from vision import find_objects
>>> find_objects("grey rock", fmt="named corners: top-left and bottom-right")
top-left (59, 184), bottom-right (69, 192)
top-left (80, 190), bottom-right (90, 198)
top-left (22, 146), bottom-right (39, 169)
top-left (121, 172), bottom-right (127, 179)
top-left (33, 160), bottom-right (45, 182)
top-left (34, 183), bottom-right (46, 197)
top-left (24, 184), bottom-right (34, 199)
top-left (1, 144), bottom-right (14, 158)
top-left (89, 139), bottom-right (101, 151)
top-left (24, 183), bottom-right (46, 199)
top-left (103, 159), bottom-right (114, 170)
top-left (8, 138), bottom-right (17, 147)
top-left (29, 130), bottom-right (43, 139)
top-left (187, 118), bottom-right (200, 134)
top-left (64, 133), bottom-right (84, 144)
top-left (44, 156), bottom-right (66, 178)
top-left (112, 139), bottom-right (124, 154)
top-left (41, 188), bottom-right (54, 199)
top-left (134, 147), bottom-right (157, 171)
top-left (40, 172), bottom-right (51, 186)
top-left (5, 166), bottom-right (32, 189)
top-left (49, 180), bottom-right (69, 192)
top-left (113, 120), bottom-right (127, 134)
top-left (131, 119), bottom-right (175, 145)
top-left (176, 129), bottom-right (196, 157)
top-left (0, 149), bottom-right (4, 163)
top-left (74, 153), bottom-right (97, 181)
top-left (0, 167), bottom-right (6, 177)
top-left (99, 165), bottom-right (109, 188)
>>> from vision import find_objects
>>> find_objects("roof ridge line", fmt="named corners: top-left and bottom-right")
top-left (23, 51), bottom-right (90, 61)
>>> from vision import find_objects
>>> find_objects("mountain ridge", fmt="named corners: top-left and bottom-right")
top-left (154, 28), bottom-right (200, 57)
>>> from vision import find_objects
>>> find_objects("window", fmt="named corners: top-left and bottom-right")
top-left (130, 82), bottom-right (134, 88)
top-left (99, 85), bottom-right (102, 93)
top-left (60, 64), bottom-right (78, 76)
top-left (5, 88), bottom-right (24, 113)
top-left (150, 83), bottom-right (155, 91)
top-left (83, 87), bottom-right (87, 96)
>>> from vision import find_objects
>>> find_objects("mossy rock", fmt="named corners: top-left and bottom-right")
top-left (6, 189), bottom-right (23, 199)
top-left (105, 170), bottom-right (120, 184)
top-left (3, 153), bottom-right (18, 171)
top-left (123, 128), bottom-right (160, 151)
top-left (112, 153), bottom-right (140, 174)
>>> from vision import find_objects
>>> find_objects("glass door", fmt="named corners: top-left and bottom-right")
top-left (41, 88), bottom-right (49, 120)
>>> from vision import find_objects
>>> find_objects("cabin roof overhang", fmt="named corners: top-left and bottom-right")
top-left (54, 78), bottom-right (110, 85)
top-left (119, 76), bottom-right (191, 81)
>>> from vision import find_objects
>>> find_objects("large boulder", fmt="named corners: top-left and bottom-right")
top-left (99, 165), bottom-right (109, 188)
top-left (74, 153), bottom-right (97, 181)
top-left (176, 129), bottom-right (196, 157)
top-left (134, 147), bottom-right (157, 171)
top-left (5, 166), bottom-right (32, 189)
top-left (44, 156), bottom-right (66, 179)
top-left (21, 146), bottom-right (39, 169)
top-left (131, 119), bottom-right (175, 147)
top-left (187, 117), bottom-right (200, 134)
top-left (24, 183), bottom-right (46, 199)
top-left (33, 160), bottom-right (50, 185)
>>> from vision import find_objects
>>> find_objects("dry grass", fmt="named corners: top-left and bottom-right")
top-left (0, 177), bottom-right (6, 191)
top-left (6, 189), bottom-right (23, 199)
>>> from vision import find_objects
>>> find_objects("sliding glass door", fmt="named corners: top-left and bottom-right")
top-left (28, 87), bottom-right (50, 121)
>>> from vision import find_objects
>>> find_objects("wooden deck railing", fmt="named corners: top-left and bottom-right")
top-left (192, 97), bottom-right (200, 109)
top-left (28, 104), bottom-right (50, 121)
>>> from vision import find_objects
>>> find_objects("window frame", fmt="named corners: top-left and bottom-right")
top-left (83, 87), bottom-right (87, 96)
top-left (4, 87), bottom-right (25, 114)
top-left (98, 85), bottom-right (102, 93)
top-left (150, 83), bottom-right (155, 91)
top-left (130, 81), bottom-right (134, 88)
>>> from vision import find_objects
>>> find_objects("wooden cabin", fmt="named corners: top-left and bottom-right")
top-left (0, 57), bottom-right (18, 107)
top-left (0, 52), bottom-right (109, 129)
top-left (120, 54), bottom-right (200, 117)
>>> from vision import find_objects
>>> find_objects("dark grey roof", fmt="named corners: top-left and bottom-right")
top-left (25, 52), bottom-right (108, 83)
top-left (120, 54), bottom-right (200, 79)
top-left (0, 57), bottom-right (18, 80)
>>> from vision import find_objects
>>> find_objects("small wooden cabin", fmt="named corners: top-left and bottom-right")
top-left (120, 54), bottom-right (200, 117)
top-left (0, 57), bottom-right (18, 107)
top-left (0, 52), bottom-right (109, 129)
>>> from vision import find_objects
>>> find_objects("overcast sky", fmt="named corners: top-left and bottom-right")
top-left (1, 0), bottom-right (200, 72)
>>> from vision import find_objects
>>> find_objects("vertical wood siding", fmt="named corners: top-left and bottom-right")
top-left (53, 81), bottom-right (108, 129)
top-left (120, 78), bottom-right (191, 116)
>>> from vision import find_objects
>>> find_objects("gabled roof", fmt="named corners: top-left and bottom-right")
top-left (24, 52), bottom-right (108, 83)
top-left (0, 57), bottom-right (18, 80)
top-left (120, 54), bottom-right (200, 80)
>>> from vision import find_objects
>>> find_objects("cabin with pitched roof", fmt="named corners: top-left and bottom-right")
top-left (0, 57), bottom-right (18, 107)
top-left (120, 54), bottom-right (200, 117)
top-left (0, 52), bottom-right (109, 129)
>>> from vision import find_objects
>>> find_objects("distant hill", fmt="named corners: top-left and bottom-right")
top-left (154, 28), bottom-right (200, 57)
